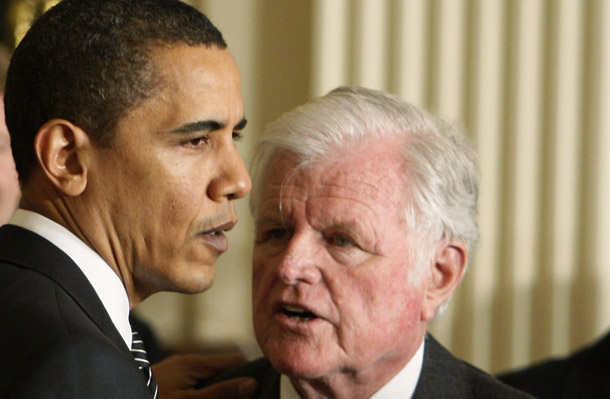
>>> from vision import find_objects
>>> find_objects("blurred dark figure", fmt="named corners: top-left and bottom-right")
top-left (499, 332), bottom-right (610, 398)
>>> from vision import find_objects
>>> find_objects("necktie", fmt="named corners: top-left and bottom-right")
top-left (131, 331), bottom-right (159, 399)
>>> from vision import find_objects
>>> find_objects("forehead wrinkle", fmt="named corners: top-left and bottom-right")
top-left (310, 175), bottom-right (402, 226)
top-left (309, 191), bottom-right (380, 223)
top-left (321, 166), bottom-right (402, 197)
top-left (260, 159), bottom-right (404, 233)
top-left (259, 170), bottom-right (406, 259)
top-left (257, 181), bottom-right (302, 226)
top-left (308, 193), bottom-right (378, 239)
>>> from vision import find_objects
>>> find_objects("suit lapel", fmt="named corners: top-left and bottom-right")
top-left (0, 224), bottom-right (128, 353)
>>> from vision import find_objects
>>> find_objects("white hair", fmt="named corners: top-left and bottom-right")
top-left (250, 86), bottom-right (480, 310)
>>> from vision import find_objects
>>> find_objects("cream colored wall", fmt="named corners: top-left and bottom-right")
top-left (135, 0), bottom-right (610, 374)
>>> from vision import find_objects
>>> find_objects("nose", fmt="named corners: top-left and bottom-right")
top-left (208, 140), bottom-right (252, 201)
top-left (277, 233), bottom-right (322, 285)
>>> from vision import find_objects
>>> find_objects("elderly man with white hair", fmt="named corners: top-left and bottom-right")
top-left (207, 86), bottom-right (534, 399)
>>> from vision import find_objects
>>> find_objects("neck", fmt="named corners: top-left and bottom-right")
top-left (20, 176), bottom-right (139, 307)
top-left (289, 337), bottom-right (424, 399)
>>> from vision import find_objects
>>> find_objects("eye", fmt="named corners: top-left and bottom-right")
top-left (183, 136), bottom-right (208, 148)
top-left (330, 234), bottom-right (355, 248)
top-left (268, 228), bottom-right (289, 241)
top-left (255, 227), bottom-right (291, 244)
top-left (232, 131), bottom-right (244, 142)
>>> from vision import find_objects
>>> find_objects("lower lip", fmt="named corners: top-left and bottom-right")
top-left (199, 231), bottom-right (228, 252)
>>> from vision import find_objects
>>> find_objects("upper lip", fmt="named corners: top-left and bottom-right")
top-left (200, 220), bottom-right (237, 235)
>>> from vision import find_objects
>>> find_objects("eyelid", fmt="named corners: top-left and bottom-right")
top-left (181, 135), bottom-right (209, 147)
top-left (255, 225), bottom-right (291, 244)
top-left (331, 232), bottom-right (355, 245)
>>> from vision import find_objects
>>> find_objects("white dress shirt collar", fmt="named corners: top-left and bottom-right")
top-left (9, 209), bottom-right (132, 348)
top-left (280, 339), bottom-right (425, 399)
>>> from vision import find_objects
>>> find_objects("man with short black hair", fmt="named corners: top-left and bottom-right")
top-left (0, 1), bottom-right (254, 397)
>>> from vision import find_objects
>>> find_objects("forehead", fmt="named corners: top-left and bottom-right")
top-left (260, 139), bottom-right (406, 219)
top-left (116, 44), bottom-right (243, 134)
top-left (153, 44), bottom-right (242, 113)
top-left (152, 44), bottom-right (240, 88)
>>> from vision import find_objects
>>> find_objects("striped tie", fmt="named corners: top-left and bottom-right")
top-left (131, 331), bottom-right (159, 399)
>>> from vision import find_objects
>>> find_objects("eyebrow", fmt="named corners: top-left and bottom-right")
top-left (255, 216), bottom-right (288, 227)
top-left (170, 117), bottom-right (248, 134)
top-left (234, 117), bottom-right (248, 130)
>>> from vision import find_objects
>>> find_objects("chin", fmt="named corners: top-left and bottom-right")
top-left (181, 274), bottom-right (216, 294)
top-left (274, 361), bottom-right (330, 381)
top-left (164, 266), bottom-right (216, 294)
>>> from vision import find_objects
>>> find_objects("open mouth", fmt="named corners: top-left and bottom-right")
top-left (198, 220), bottom-right (236, 252)
top-left (200, 220), bottom-right (236, 236)
top-left (281, 304), bottom-right (318, 322)
top-left (198, 230), bottom-right (228, 252)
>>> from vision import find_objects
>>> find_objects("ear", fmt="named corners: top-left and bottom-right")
top-left (34, 119), bottom-right (92, 196)
top-left (420, 240), bottom-right (468, 322)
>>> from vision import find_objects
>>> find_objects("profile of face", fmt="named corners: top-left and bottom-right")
top-left (0, 97), bottom-right (20, 224)
top-left (252, 139), bottom-right (436, 390)
top-left (83, 44), bottom-right (251, 302)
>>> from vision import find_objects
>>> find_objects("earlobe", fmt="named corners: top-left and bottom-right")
top-left (34, 119), bottom-right (91, 196)
top-left (420, 240), bottom-right (468, 322)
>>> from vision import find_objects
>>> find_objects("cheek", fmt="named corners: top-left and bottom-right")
top-left (360, 282), bottom-right (425, 348)
top-left (251, 250), bottom-right (263, 286)
top-left (251, 254), bottom-right (272, 308)
top-left (143, 168), bottom-right (207, 222)
top-left (164, 182), bottom-right (203, 217)
top-left (377, 279), bottom-right (426, 338)
top-left (252, 267), bottom-right (273, 346)
top-left (348, 265), bottom-right (423, 329)
top-left (165, 162), bottom-right (218, 219)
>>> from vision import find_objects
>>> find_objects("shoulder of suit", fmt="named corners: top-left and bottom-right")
top-left (420, 335), bottom-right (536, 398)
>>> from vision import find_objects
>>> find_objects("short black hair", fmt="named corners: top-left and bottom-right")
top-left (4, 0), bottom-right (227, 183)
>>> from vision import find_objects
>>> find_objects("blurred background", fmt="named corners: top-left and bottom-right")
top-left (2, 0), bottom-right (609, 375)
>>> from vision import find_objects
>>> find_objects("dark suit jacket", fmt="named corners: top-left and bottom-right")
top-left (498, 331), bottom-right (610, 398)
top-left (0, 224), bottom-right (153, 398)
top-left (205, 334), bottom-right (535, 398)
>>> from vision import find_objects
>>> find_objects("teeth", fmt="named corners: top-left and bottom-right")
top-left (283, 305), bottom-right (307, 313)
top-left (282, 304), bottom-right (316, 321)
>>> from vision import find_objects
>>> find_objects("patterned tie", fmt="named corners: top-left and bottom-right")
top-left (131, 331), bottom-right (159, 399)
